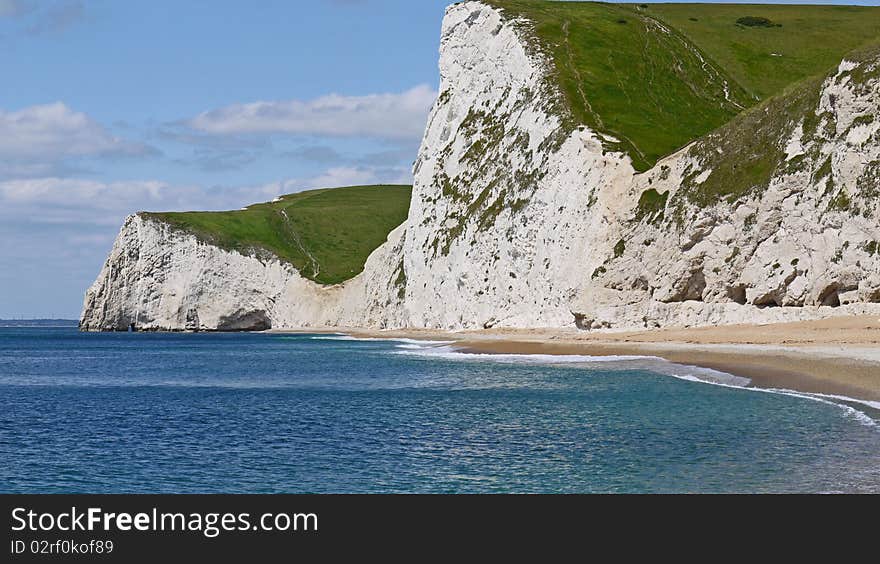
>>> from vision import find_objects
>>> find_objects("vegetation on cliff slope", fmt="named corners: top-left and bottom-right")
top-left (486, 1), bottom-right (880, 170)
top-left (143, 185), bottom-right (411, 285)
top-left (669, 42), bottom-right (880, 216)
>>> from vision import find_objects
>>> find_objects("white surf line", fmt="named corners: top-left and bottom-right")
top-left (396, 342), bottom-right (747, 382)
top-left (394, 342), bottom-right (880, 429)
top-left (669, 373), bottom-right (879, 429)
top-left (394, 345), bottom-right (659, 364)
top-left (310, 335), bottom-right (455, 346)
top-left (305, 332), bottom-right (880, 428)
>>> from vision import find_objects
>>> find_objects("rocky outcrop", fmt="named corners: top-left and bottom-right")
top-left (81, 1), bottom-right (880, 331)
top-left (578, 53), bottom-right (880, 328)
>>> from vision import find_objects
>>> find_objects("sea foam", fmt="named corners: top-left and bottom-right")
top-left (392, 340), bottom-right (879, 430)
top-left (310, 335), bottom-right (455, 345)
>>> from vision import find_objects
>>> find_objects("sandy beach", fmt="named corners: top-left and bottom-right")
top-left (314, 315), bottom-right (880, 405)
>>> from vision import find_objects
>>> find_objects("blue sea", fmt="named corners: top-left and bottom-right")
top-left (1, 327), bottom-right (878, 493)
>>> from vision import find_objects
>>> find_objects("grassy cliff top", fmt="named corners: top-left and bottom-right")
top-left (142, 185), bottom-right (411, 285)
top-left (486, 1), bottom-right (880, 170)
top-left (647, 3), bottom-right (880, 100)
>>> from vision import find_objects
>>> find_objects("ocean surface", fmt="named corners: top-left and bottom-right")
top-left (1, 327), bottom-right (878, 493)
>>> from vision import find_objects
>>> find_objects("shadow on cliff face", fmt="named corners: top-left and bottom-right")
top-left (216, 310), bottom-right (272, 332)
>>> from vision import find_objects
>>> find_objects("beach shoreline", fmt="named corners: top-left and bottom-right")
top-left (271, 315), bottom-right (880, 405)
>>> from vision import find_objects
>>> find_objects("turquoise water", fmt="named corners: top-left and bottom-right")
top-left (0, 327), bottom-right (878, 493)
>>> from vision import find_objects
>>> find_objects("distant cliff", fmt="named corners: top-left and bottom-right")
top-left (80, 213), bottom-right (407, 331)
top-left (82, 1), bottom-right (880, 331)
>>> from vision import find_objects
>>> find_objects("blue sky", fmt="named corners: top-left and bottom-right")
top-left (0, 0), bottom-right (447, 318)
top-left (0, 0), bottom-right (877, 318)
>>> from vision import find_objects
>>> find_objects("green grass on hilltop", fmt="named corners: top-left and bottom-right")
top-left (647, 3), bottom-right (880, 102)
top-left (487, 0), bottom-right (752, 171)
top-left (486, 1), bottom-right (880, 170)
top-left (143, 185), bottom-right (411, 285)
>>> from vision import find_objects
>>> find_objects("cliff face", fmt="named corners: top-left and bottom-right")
top-left (401, 2), bottom-right (633, 329)
top-left (575, 52), bottom-right (880, 329)
top-left (400, 1), bottom-right (880, 330)
top-left (81, 1), bottom-right (880, 331)
top-left (80, 215), bottom-right (406, 331)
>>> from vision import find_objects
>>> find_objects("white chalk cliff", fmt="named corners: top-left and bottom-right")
top-left (81, 1), bottom-right (880, 331)
top-left (80, 215), bottom-right (407, 331)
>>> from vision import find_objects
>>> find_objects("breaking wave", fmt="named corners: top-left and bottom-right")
top-left (309, 335), bottom-right (455, 346)
top-left (392, 340), bottom-right (879, 430)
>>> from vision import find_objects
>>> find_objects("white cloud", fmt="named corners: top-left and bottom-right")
top-left (0, 165), bottom-right (411, 226)
top-left (187, 84), bottom-right (436, 141)
top-left (0, 177), bottom-right (182, 225)
top-left (0, 167), bottom-right (412, 317)
top-left (0, 177), bottom-right (278, 228)
top-left (305, 166), bottom-right (391, 189)
top-left (0, 102), bottom-right (150, 161)
top-left (259, 166), bottom-right (411, 195)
